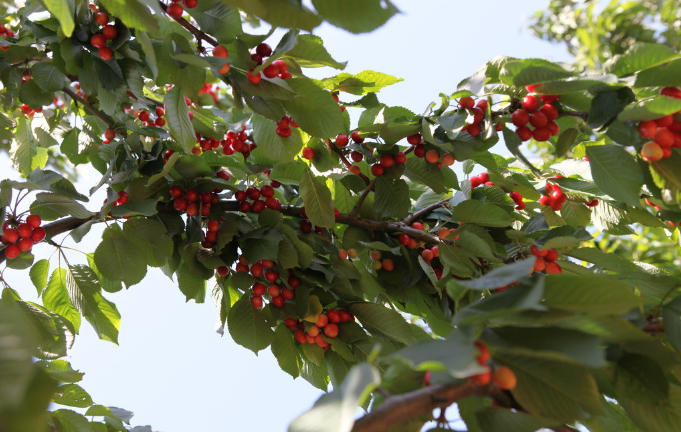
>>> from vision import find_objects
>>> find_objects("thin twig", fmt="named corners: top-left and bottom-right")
top-left (402, 198), bottom-right (450, 226)
top-left (351, 177), bottom-right (377, 217)
top-left (157, 1), bottom-right (219, 47)
top-left (643, 321), bottom-right (665, 334)
top-left (325, 138), bottom-right (371, 185)
top-left (62, 87), bottom-right (115, 129)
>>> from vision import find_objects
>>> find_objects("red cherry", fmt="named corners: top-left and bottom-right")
top-left (414, 144), bottom-right (426, 157)
top-left (661, 87), bottom-right (681, 99)
top-left (184, 189), bottom-right (198, 202)
top-left (300, 220), bottom-right (312, 233)
top-left (18, 238), bottom-right (33, 251)
top-left (509, 191), bottom-right (523, 203)
top-left (250, 296), bottom-right (263, 309)
top-left (246, 70), bottom-right (262, 84)
top-left (394, 152), bottom-right (407, 164)
top-left (17, 223), bottom-right (32, 238)
top-left (245, 187), bottom-right (260, 200)
top-left (276, 126), bottom-right (291, 138)
top-left (3, 228), bottom-right (18, 243)
top-left (170, 185), bottom-right (183, 198)
top-left (260, 185), bottom-right (274, 198)
top-left (511, 109), bottom-right (530, 127)
top-left (547, 121), bottom-right (560, 136)
top-left (466, 123), bottom-right (481, 137)
top-left (186, 203), bottom-right (199, 216)
top-left (273, 60), bottom-right (287, 73)
top-left (251, 199), bottom-right (266, 213)
top-left (539, 104), bottom-right (559, 121)
top-left (545, 262), bottom-right (562, 274)
top-left (26, 214), bottom-right (41, 228)
top-left (379, 154), bottom-right (394, 168)
top-left (654, 127), bottom-right (675, 147)
top-left (31, 227), bottom-right (46, 242)
top-left (532, 127), bottom-right (552, 142)
top-left (351, 151), bottom-right (363, 162)
top-left (539, 95), bottom-right (560, 104)
top-left (398, 233), bottom-right (410, 245)
top-left (4, 243), bottom-right (20, 259)
top-left (216, 266), bottom-right (229, 278)
top-left (371, 164), bottom-right (384, 177)
top-left (656, 115), bottom-right (674, 128)
top-left (155, 117), bottom-right (166, 127)
top-left (116, 190), bottom-right (129, 204)
top-left (256, 43), bottom-right (272, 57)
top-left (522, 95), bottom-right (540, 112)
top-left (459, 96), bottom-right (475, 109)
top-left (544, 248), bottom-right (559, 262)
top-left (102, 25), bottom-right (117, 40)
top-left (421, 249), bottom-right (434, 261)
top-left (98, 46), bottom-right (114, 60)
top-left (335, 134), bottom-right (349, 147)
top-left (173, 197), bottom-right (188, 211)
top-left (263, 64), bottom-right (279, 79)
top-left (271, 295), bottom-right (285, 308)
top-left (529, 111), bottom-right (548, 128)
top-left (91, 34), bottom-right (107, 48)
top-left (324, 323), bottom-right (339, 338)
top-left (412, 221), bottom-right (424, 230)
top-left (265, 270), bottom-right (279, 283)
top-left (182, 0), bottom-right (198, 8)
top-left (516, 126), bottom-right (532, 141)
top-left (302, 147), bottom-right (315, 160)
top-left (351, 130), bottom-right (364, 143)
top-left (95, 12), bottom-right (109, 26)
top-left (407, 133), bottom-right (422, 145)
top-left (475, 99), bottom-right (488, 111)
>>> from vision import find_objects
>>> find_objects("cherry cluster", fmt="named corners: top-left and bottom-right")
top-left (90, 12), bottom-right (118, 60)
top-left (331, 93), bottom-right (345, 112)
top-left (637, 87), bottom-right (681, 162)
top-left (275, 115), bottom-right (299, 138)
top-left (468, 342), bottom-right (517, 389)
top-left (459, 96), bottom-right (490, 137)
top-left (508, 191), bottom-right (525, 211)
top-left (169, 185), bottom-right (220, 218)
top-left (199, 82), bottom-right (220, 103)
top-left (166, 0), bottom-right (198, 20)
top-left (511, 85), bottom-right (560, 142)
top-left (0, 23), bottom-right (15, 51)
top-left (469, 172), bottom-right (493, 189)
top-left (234, 184), bottom-right (281, 213)
top-left (409, 133), bottom-right (456, 169)
top-left (182, 126), bottom-right (255, 158)
top-left (286, 309), bottom-right (352, 348)
top-left (337, 248), bottom-right (358, 260)
top-left (234, 256), bottom-right (294, 308)
top-left (2, 214), bottom-right (46, 259)
top-left (369, 249), bottom-right (395, 271)
top-left (246, 43), bottom-right (292, 84)
top-left (538, 180), bottom-right (568, 211)
top-left (530, 245), bottom-right (562, 274)
top-left (397, 222), bottom-right (426, 250)
top-left (131, 107), bottom-right (166, 129)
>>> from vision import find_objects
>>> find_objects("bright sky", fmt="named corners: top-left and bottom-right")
top-left (6, 1), bottom-right (573, 430)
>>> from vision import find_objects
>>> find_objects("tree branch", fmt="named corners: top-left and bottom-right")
top-left (351, 177), bottom-right (377, 217)
top-left (324, 139), bottom-right (371, 185)
top-left (351, 381), bottom-right (488, 432)
top-left (157, 1), bottom-right (219, 47)
top-left (402, 198), bottom-right (450, 226)
top-left (62, 87), bottom-right (115, 129)
top-left (644, 321), bottom-right (665, 334)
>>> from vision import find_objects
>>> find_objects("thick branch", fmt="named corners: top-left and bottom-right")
top-left (157, 2), bottom-right (219, 47)
top-left (351, 381), bottom-right (488, 432)
top-left (644, 321), bottom-right (665, 334)
top-left (63, 87), bottom-right (114, 129)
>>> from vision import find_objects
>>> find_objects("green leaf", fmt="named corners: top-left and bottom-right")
top-left (534, 74), bottom-right (620, 95)
top-left (0, 303), bottom-right (37, 412)
top-left (176, 263), bottom-right (207, 303)
top-left (567, 247), bottom-right (642, 273)
top-left (164, 86), bottom-right (196, 153)
top-left (241, 228), bottom-right (284, 263)
top-left (373, 177), bottom-right (409, 218)
top-left (347, 302), bottom-right (416, 345)
top-left (43, 268), bottom-right (81, 333)
top-left (10, 117), bottom-right (36, 176)
top-left (311, 0), bottom-right (398, 33)
top-left (30, 259), bottom-right (50, 296)
top-left (282, 78), bottom-right (345, 138)
top-left (52, 384), bottom-right (93, 408)
top-left (271, 325), bottom-right (302, 378)
top-left (43, 0), bottom-right (75, 36)
top-left (613, 352), bottom-right (669, 404)
top-left (457, 259), bottom-right (534, 290)
top-left (586, 145), bottom-right (643, 207)
top-left (607, 42), bottom-right (681, 77)
top-left (31, 62), bottom-right (67, 93)
top-left (94, 227), bottom-right (147, 287)
top-left (29, 192), bottom-right (91, 220)
top-left (451, 200), bottom-right (514, 227)
top-left (250, 114), bottom-right (304, 166)
top-left (588, 87), bottom-right (636, 130)
top-left (500, 59), bottom-right (574, 86)
top-left (37, 360), bottom-right (84, 383)
top-left (543, 274), bottom-right (642, 316)
top-left (663, 296), bottom-right (681, 350)
top-left (475, 407), bottom-right (557, 432)
top-left (403, 157), bottom-right (446, 194)
top-left (121, 218), bottom-right (173, 267)
top-left (99, 0), bottom-right (160, 32)
top-left (300, 166), bottom-right (335, 229)
top-left (289, 363), bottom-right (380, 432)
top-left (494, 352), bottom-right (601, 421)
top-left (219, 0), bottom-right (321, 31)
top-left (227, 297), bottom-right (275, 354)
top-left (555, 128), bottom-right (579, 158)
top-left (51, 409), bottom-right (91, 432)
top-left (286, 34), bottom-right (346, 69)
top-left (186, 2), bottom-right (242, 45)
top-left (617, 96), bottom-right (681, 122)
top-left (620, 384), bottom-right (681, 432)
top-left (322, 70), bottom-right (403, 95)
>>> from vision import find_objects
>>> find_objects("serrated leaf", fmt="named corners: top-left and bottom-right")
top-left (617, 96), bottom-right (681, 122)
top-left (43, 268), bottom-right (81, 333)
top-left (607, 42), bottom-right (681, 77)
top-left (51, 409), bottom-right (91, 432)
top-left (164, 86), bottom-right (196, 153)
top-left (587, 145), bottom-right (643, 207)
top-left (30, 259), bottom-right (50, 296)
top-left (282, 78), bottom-right (344, 138)
top-left (250, 114), bottom-right (304, 166)
top-left (94, 227), bottom-right (147, 287)
top-left (403, 157), bottom-right (446, 194)
top-left (271, 325), bottom-right (302, 378)
top-left (543, 274), bottom-right (642, 316)
top-left (30, 192), bottom-right (91, 220)
top-left (99, 0), bottom-right (159, 32)
top-left (10, 117), bottom-right (36, 176)
top-left (457, 259), bottom-right (534, 290)
top-left (52, 383), bottom-right (93, 408)
top-left (227, 297), bottom-right (275, 354)
top-left (176, 263), bottom-right (207, 303)
top-left (311, 0), bottom-right (398, 34)
top-left (43, 0), bottom-right (75, 36)
top-left (121, 218), bottom-right (173, 267)
top-left (347, 302), bottom-right (416, 345)
top-left (373, 177), bottom-right (409, 218)
top-left (451, 200), bottom-right (513, 227)
top-left (286, 34), bottom-right (346, 69)
top-left (300, 166), bottom-right (335, 229)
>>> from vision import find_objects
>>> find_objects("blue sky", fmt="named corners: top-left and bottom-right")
top-left (7, 1), bottom-right (573, 430)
